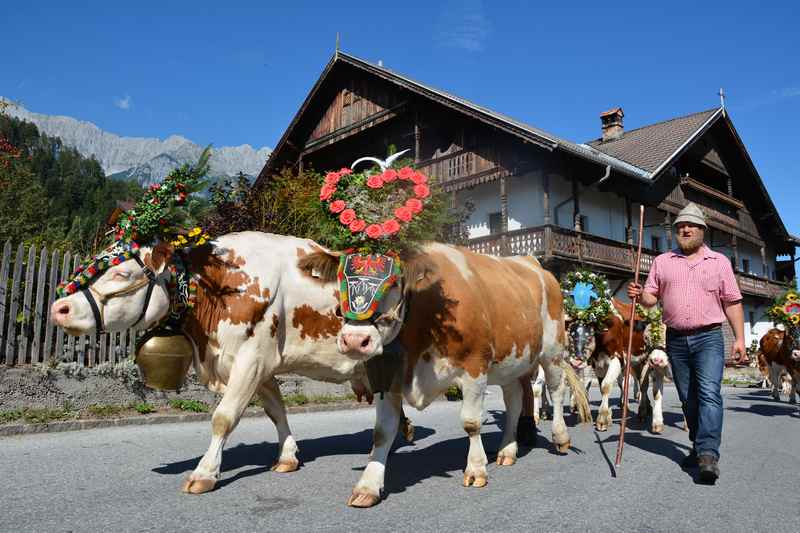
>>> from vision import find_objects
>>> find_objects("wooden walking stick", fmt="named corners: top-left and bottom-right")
top-left (615, 204), bottom-right (645, 468)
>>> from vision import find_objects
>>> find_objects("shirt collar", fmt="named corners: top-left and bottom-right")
top-left (669, 244), bottom-right (714, 259)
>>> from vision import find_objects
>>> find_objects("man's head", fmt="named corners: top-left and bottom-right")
top-left (673, 203), bottom-right (707, 254)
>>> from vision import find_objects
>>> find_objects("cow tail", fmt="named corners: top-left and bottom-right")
top-left (560, 361), bottom-right (591, 424)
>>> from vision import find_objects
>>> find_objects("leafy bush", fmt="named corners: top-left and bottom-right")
top-left (133, 402), bottom-right (156, 415)
top-left (169, 399), bottom-right (209, 413)
top-left (87, 404), bottom-right (126, 418)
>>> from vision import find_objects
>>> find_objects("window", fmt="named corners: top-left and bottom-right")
top-left (651, 236), bottom-right (661, 252)
top-left (742, 258), bottom-right (750, 273)
top-left (488, 212), bottom-right (503, 235)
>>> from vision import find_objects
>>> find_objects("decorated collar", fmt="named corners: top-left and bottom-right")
top-left (338, 253), bottom-right (402, 320)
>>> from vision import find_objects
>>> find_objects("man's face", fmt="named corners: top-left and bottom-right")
top-left (675, 222), bottom-right (705, 253)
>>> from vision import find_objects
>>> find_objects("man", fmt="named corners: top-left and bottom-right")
top-left (628, 202), bottom-right (745, 484)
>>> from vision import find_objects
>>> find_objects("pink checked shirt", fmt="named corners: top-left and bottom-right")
top-left (643, 245), bottom-right (742, 331)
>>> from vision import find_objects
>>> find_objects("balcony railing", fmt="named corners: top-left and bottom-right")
top-left (466, 225), bottom-right (788, 298)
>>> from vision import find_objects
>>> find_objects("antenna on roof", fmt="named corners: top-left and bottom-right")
top-left (718, 87), bottom-right (726, 109)
top-left (335, 32), bottom-right (340, 59)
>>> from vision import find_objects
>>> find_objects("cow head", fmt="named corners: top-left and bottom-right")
top-left (298, 249), bottom-right (433, 358)
top-left (644, 321), bottom-right (669, 367)
top-left (789, 326), bottom-right (800, 363)
top-left (50, 242), bottom-right (174, 336)
top-left (565, 319), bottom-right (596, 368)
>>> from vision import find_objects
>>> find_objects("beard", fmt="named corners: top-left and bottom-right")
top-left (676, 232), bottom-right (704, 254)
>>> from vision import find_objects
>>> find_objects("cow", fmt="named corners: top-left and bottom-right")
top-left (565, 298), bottom-right (669, 434)
top-left (300, 243), bottom-right (592, 507)
top-left (756, 327), bottom-right (800, 404)
top-left (50, 232), bottom-right (414, 495)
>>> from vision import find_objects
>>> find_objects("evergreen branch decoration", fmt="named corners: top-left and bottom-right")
top-left (560, 269), bottom-right (613, 327)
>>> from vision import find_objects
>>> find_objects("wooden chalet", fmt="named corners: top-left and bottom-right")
top-left (256, 51), bottom-right (798, 347)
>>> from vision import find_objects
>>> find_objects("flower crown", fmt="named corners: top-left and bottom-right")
top-left (767, 288), bottom-right (800, 328)
top-left (561, 269), bottom-right (613, 326)
top-left (317, 150), bottom-right (434, 254)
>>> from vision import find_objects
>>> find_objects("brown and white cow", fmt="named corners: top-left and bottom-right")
top-left (757, 327), bottom-right (800, 404)
top-left (566, 298), bottom-right (669, 434)
top-left (301, 243), bottom-right (591, 507)
top-left (50, 232), bottom-right (413, 495)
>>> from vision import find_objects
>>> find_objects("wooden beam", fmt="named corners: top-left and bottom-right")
top-left (543, 173), bottom-right (551, 225)
top-left (625, 197), bottom-right (633, 244)
top-left (664, 211), bottom-right (673, 249)
top-left (414, 111), bottom-right (421, 163)
top-left (500, 177), bottom-right (509, 234)
top-left (572, 177), bottom-right (581, 232)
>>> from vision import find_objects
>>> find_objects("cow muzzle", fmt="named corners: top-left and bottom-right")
top-left (648, 349), bottom-right (669, 368)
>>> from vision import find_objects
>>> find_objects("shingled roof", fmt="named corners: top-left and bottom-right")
top-left (587, 108), bottom-right (722, 174)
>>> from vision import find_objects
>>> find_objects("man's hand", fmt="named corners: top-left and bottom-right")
top-left (731, 338), bottom-right (747, 363)
top-left (627, 282), bottom-right (643, 299)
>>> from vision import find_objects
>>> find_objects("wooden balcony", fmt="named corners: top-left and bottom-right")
top-left (466, 225), bottom-right (789, 299)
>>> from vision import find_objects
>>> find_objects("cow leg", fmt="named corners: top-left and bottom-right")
top-left (497, 381), bottom-right (522, 466)
top-left (460, 376), bottom-right (489, 487)
top-left (542, 361), bottom-right (571, 453)
top-left (596, 357), bottom-right (621, 432)
top-left (769, 363), bottom-right (782, 401)
top-left (348, 391), bottom-right (402, 508)
top-left (182, 353), bottom-right (264, 494)
top-left (257, 377), bottom-right (299, 473)
top-left (789, 373), bottom-right (798, 404)
top-left (651, 367), bottom-right (665, 434)
top-left (637, 368), bottom-right (651, 423)
top-left (532, 365), bottom-right (545, 424)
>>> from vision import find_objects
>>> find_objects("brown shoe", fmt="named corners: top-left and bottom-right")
top-left (698, 455), bottom-right (719, 484)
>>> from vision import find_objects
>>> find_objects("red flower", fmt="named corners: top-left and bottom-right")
top-left (395, 206), bottom-right (413, 222)
top-left (365, 224), bottom-right (383, 239)
top-left (382, 219), bottom-right (401, 235)
top-left (398, 167), bottom-right (415, 180)
top-left (320, 184), bottom-right (335, 201)
top-left (349, 219), bottom-right (366, 233)
top-left (338, 168), bottom-right (353, 175)
top-left (324, 172), bottom-right (340, 186)
top-left (112, 257), bottom-right (121, 265)
top-left (382, 169), bottom-right (398, 183)
top-left (149, 184), bottom-right (160, 191)
top-left (329, 200), bottom-right (346, 213)
top-left (406, 198), bottom-right (423, 213)
top-left (366, 175), bottom-right (384, 189)
top-left (411, 172), bottom-right (428, 185)
top-left (339, 209), bottom-right (357, 225)
top-left (159, 218), bottom-right (167, 225)
top-left (414, 184), bottom-right (430, 199)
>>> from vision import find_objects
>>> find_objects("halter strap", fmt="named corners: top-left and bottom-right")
top-left (81, 255), bottom-right (158, 336)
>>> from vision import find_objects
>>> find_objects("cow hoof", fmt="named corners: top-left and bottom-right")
top-left (652, 424), bottom-right (663, 434)
top-left (181, 476), bottom-right (217, 494)
top-left (271, 459), bottom-right (299, 473)
top-left (347, 490), bottom-right (380, 508)
top-left (556, 440), bottom-right (571, 454)
top-left (401, 418), bottom-right (415, 443)
top-left (496, 455), bottom-right (516, 466)
top-left (463, 473), bottom-right (488, 488)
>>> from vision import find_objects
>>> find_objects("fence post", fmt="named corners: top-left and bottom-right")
top-left (43, 249), bottom-right (61, 362)
top-left (31, 247), bottom-right (49, 364)
top-left (20, 245), bottom-right (37, 365)
top-left (56, 253), bottom-right (73, 362)
top-left (0, 241), bottom-right (11, 362)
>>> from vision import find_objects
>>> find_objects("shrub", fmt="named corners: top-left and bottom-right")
top-left (169, 399), bottom-right (209, 413)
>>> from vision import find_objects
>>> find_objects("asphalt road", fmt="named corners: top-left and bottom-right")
top-left (2, 386), bottom-right (798, 533)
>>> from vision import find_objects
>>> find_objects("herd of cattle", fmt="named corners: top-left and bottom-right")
top-left (49, 232), bottom-right (800, 507)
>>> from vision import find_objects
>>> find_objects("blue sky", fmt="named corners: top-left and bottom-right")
top-left (2, 1), bottom-right (798, 236)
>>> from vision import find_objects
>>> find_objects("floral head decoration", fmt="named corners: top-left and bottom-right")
top-left (767, 287), bottom-right (800, 328)
top-left (561, 269), bottom-right (613, 327)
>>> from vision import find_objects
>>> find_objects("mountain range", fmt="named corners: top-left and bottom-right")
top-left (3, 99), bottom-right (271, 186)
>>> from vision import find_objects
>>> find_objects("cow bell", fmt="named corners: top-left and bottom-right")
top-left (134, 328), bottom-right (194, 391)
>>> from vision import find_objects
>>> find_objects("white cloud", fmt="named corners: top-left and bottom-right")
top-left (435, 0), bottom-right (492, 52)
top-left (114, 94), bottom-right (132, 110)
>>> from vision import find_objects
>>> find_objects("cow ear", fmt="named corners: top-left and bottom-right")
top-left (149, 242), bottom-right (174, 274)
top-left (298, 250), bottom-right (340, 282)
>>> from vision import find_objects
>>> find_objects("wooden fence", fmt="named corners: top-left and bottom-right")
top-left (0, 241), bottom-right (141, 367)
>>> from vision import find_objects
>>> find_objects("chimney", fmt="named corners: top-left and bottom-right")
top-left (600, 107), bottom-right (624, 142)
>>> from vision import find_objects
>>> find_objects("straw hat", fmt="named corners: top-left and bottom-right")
top-left (673, 202), bottom-right (707, 228)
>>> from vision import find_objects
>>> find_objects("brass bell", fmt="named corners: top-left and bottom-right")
top-left (135, 328), bottom-right (194, 391)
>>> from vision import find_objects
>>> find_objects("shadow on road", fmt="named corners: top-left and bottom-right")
top-left (727, 403), bottom-right (799, 417)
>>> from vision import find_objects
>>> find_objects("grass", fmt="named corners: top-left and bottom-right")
top-left (169, 399), bottom-right (209, 413)
top-left (133, 402), bottom-right (156, 415)
top-left (86, 404), bottom-right (127, 418)
top-left (0, 407), bottom-right (78, 425)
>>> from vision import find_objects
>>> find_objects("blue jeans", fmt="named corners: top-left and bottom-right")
top-left (666, 327), bottom-right (725, 460)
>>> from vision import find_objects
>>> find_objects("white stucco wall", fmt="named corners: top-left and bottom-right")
top-left (459, 181), bottom-right (501, 238)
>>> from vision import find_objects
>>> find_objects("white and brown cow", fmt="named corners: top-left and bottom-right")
top-left (566, 298), bottom-right (669, 434)
top-left (50, 232), bottom-right (413, 495)
top-left (301, 243), bottom-right (591, 507)
top-left (757, 327), bottom-right (800, 404)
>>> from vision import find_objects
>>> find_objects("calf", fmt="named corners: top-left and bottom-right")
top-left (757, 327), bottom-right (800, 404)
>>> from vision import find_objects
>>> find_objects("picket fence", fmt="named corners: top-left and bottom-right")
top-left (0, 241), bottom-right (142, 367)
